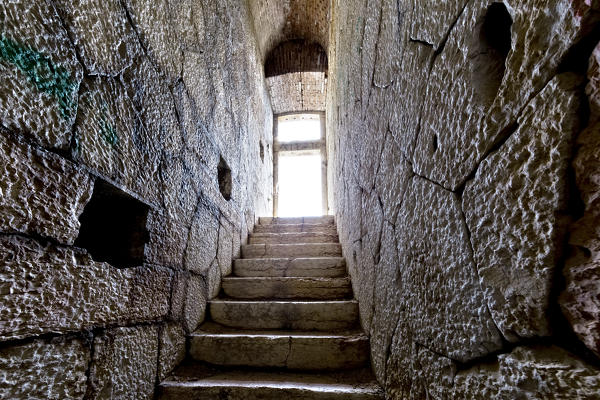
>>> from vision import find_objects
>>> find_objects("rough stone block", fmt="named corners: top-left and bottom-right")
top-left (463, 74), bottom-right (582, 341)
top-left (158, 323), bottom-right (186, 381)
top-left (217, 219), bottom-right (234, 276)
top-left (54, 0), bottom-right (141, 75)
top-left (145, 211), bottom-right (188, 269)
top-left (183, 273), bottom-right (207, 333)
top-left (0, 133), bottom-right (93, 244)
top-left (88, 325), bottom-right (159, 400)
top-left (396, 177), bottom-right (502, 362)
top-left (0, 336), bottom-right (89, 399)
top-left (0, 236), bottom-right (171, 340)
top-left (185, 201), bottom-right (219, 274)
top-left (0, 0), bottom-right (82, 149)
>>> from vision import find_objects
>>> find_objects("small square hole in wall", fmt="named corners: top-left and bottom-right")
top-left (75, 179), bottom-right (150, 268)
top-left (218, 156), bottom-right (232, 201)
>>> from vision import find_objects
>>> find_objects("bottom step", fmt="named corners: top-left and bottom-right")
top-left (159, 363), bottom-right (383, 400)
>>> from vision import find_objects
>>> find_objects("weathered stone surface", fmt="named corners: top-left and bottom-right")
top-left (209, 299), bottom-right (359, 331)
top-left (254, 223), bottom-right (338, 234)
top-left (169, 271), bottom-right (189, 321)
top-left (222, 277), bottom-right (352, 300)
top-left (0, 236), bottom-right (171, 340)
top-left (242, 243), bottom-right (342, 258)
top-left (464, 74), bottom-right (582, 341)
top-left (183, 273), bottom-right (207, 333)
top-left (452, 345), bottom-right (600, 399)
top-left (396, 177), bottom-right (502, 362)
top-left (385, 318), bottom-right (418, 400)
top-left (408, 0), bottom-right (470, 50)
top-left (0, 337), bottom-right (89, 399)
top-left (0, 0), bottom-right (82, 149)
top-left (158, 323), bottom-right (186, 381)
top-left (145, 211), bottom-right (188, 269)
top-left (233, 257), bottom-right (347, 278)
top-left (54, 0), bottom-right (141, 75)
top-left (217, 219), bottom-right (233, 276)
top-left (0, 133), bottom-right (93, 244)
top-left (185, 202), bottom-right (219, 273)
top-left (249, 232), bottom-right (339, 244)
top-left (88, 325), bottom-right (159, 400)
top-left (190, 323), bottom-right (369, 370)
top-left (413, 0), bottom-right (597, 190)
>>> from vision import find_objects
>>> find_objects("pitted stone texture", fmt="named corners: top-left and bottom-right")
top-left (190, 323), bottom-right (369, 370)
top-left (145, 211), bottom-right (188, 269)
top-left (0, 0), bottom-right (82, 149)
top-left (267, 72), bottom-right (327, 113)
top-left (88, 325), bottom-right (159, 400)
top-left (222, 277), bottom-right (352, 300)
top-left (183, 273), bottom-right (207, 333)
top-left (385, 319), bottom-right (418, 400)
top-left (413, 0), bottom-right (597, 190)
top-left (464, 74), bottom-right (582, 341)
top-left (0, 337), bottom-right (89, 399)
top-left (159, 323), bottom-right (186, 381)
top-left (217, 219), bottom-right (234, 276)
top-left (0, 236), bottom-right (171, 340)
top-left (0, 133), bottom-right (93, 244)
top-left (74, 76), bottom-right (160, 204)
top-left (209, 300), bottom-right (359, 331)
top-left (185, 202), bottom-right (219, 273)
top-left (396, 177), bottom-right (502, 362)
top-left (122, 0), bottom-right (183, 81)
top-left (408, 0), bottom-right (470, 50)
top-left (54, 0), bottom-right (141, 75)
top-left (233, 257), bottom-right (347, 278)
top-left (249, 232), bottom-right (339, 244)
top-left (452, 345), bottom-right (600, 399)
top-left (242, 243), bottom-right (342, 258)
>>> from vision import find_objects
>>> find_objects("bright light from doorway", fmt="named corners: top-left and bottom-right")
top-left (278, 153), bottom-right (323, 217)
top-left (277, 115), bottom-right (321, 143)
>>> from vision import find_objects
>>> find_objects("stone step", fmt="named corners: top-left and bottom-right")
top-left (253, 223), bottom-right (338, 234)
top-left (189, 323), bottom-right (369, 370)
top-left (242, 243), bottom-right (342, 259)
top-left (159, 364), bottom-right (383, 400)
top-left (209, 299), bottom-right (359, 331)
top-left (221, 277), bottom-right (353, 300)
top-left (249, 232), bottom-right (339, 244)
top-left (258, 216), bottom-right (335, 225)
top-left (233, 257), bottom-right (347, 278)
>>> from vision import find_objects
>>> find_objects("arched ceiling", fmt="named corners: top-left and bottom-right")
top-left (249, 0), bottom-right (330, 62)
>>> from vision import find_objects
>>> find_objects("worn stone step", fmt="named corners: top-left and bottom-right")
top-left (249, 232), bottom-right (339, 244)
top-left (159, 364), bottom-right (383, 400)
top-left (221, 277), bottom-right (353, 300)
top-left (189, 323), bottom-right (369, 370)
top-left (253, 223), bottom-right (338, 234)
top-left (242, 243), bottom-right (342, 259)
top-left (209, 299), bottom-right (359, 331)
top-left (233, 257), bottom-right (347, 278)
top-left (259, 216), bottom-right (335, 225)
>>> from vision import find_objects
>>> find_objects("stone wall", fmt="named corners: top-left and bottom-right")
top-left (0, 0), bottom-right (272, 398)
top-left (327, 0), bottom-right (600, 398)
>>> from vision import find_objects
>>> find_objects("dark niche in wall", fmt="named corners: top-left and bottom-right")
top-left (259, 140), bottom-right (265, 162)
top-left (470, 2), bottom-right (513, 105)
top-left (75, 179), bottom-right (149, 268)
top-left (218, 156), bottom-right (232, 201)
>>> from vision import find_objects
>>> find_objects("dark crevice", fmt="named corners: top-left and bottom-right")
top-left (408, 38), bottom-right (434, 48)
top-left (557, 21), bottom-right (600, 75)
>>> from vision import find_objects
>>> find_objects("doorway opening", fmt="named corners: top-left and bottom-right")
top-left (273, 113), bottom-right (328, 217)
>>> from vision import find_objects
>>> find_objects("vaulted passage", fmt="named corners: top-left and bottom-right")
top-left (1, 0), bottom-right (600, 399)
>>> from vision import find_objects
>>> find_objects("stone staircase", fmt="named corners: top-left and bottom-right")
top-left (159, 216), bottom-right (384, 400)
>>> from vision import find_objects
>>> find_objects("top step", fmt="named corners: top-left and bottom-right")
top-left (259, 216), bottom-right (335, 225)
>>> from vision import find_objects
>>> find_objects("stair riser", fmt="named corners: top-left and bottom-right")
top-left (233, 258), bottom-right (347, 278)
top-left (222, 278), bottom-right (352, 300)
top-left (259, 216), bottom-right (335, 225)
top-left (189, 335), bottom-right (369, 370)
top-left (254, 224), bottom-right (338, 234)
top-left (249, 233), bottom-right (339, 244)
top-left (209, 301), bottom-right (359, 331)
top-left (159, 385), bottom-right (383, 400)
top-left (242, 244), bottom-right (342, 259)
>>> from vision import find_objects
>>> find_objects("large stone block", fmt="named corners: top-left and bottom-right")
top-left (54, 0), bottom-right (141, 75)
top-left (158, 323), bottom-right (186, 381)
top-left (0, 236), bottom-right (171, 340)
top-left (0, 0), bottom-right (82, 149)
top-left (184, 199), bottom-right (219, 273)
top-left (183, 273), bottom-right (207, 333)
top-left (407, 0), bottom-right (470, 50)
top-left (88, 325), bottom-right (158, 400)
top-left (463, 74), bottom-right (582, 341)
top-left (396, 177), bottom-right (502, 362)
top-left (0, 132), bottom-right (93, 244)
top-left (413, 0), bottom-right (597, 190)
top-left (0, 336), bottom-right (90, 399)
top-left (145, 210), bottom-right (188, 269)
top-left (217, 218), bottom-right (234, 276)
top-left (452, 345), bottom-right (600, 399)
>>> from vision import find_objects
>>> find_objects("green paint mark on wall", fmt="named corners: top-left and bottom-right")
top-left (0, 35), bottom-right (78, 120)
